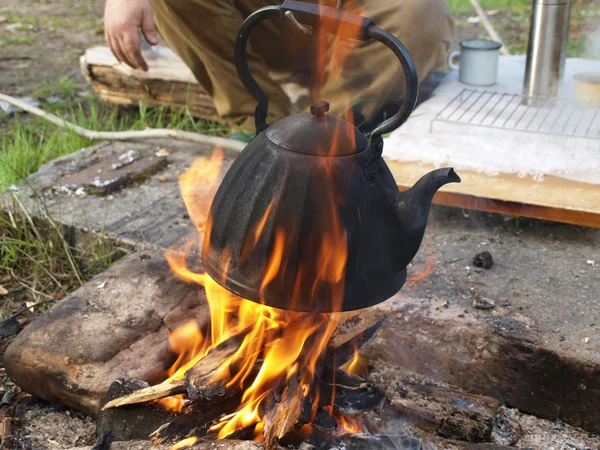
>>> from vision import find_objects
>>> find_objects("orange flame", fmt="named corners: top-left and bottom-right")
top-left (339, 414), bottom-right (364, 434)
top-left (163, 4), bottom-right (374, 447)
top-left (171, 437), bottom-right (198, 449)
top-left (164, 140), bottom-right (347, 445)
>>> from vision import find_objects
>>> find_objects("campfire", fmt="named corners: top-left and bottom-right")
top-left (101, 147), bottom-right (391, 449)
top-left (100, 2), bottom-right (456, 448)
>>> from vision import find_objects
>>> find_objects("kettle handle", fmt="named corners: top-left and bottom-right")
top-left (234, 0), bottom-right (419, 143)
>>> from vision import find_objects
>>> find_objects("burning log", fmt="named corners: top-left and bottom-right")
top-left (185, 332), bottom-right (249, 400)
top-left (261, 324), bottom-right (332, 448)
top-left (101, 314), bottom-right (388, 449)
top-left (153, 394), bottom-right (244, 442)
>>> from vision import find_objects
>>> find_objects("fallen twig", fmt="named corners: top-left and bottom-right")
top-left (0, 92), bottom-right (246, 152)
top-left (469, 0), bottom-right (510, 55)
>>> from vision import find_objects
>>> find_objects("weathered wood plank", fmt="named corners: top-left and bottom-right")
top-left (388, 160), bottom-right (600, 228)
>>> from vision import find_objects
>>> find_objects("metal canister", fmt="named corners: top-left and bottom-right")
top-left (522, 0), bottom-right (572, 103)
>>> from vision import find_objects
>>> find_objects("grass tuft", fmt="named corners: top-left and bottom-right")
top-left (0, 192), bottom-right (126, 321)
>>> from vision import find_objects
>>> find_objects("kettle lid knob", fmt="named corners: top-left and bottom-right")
top-left (310, 100), bottom-right (330, 117)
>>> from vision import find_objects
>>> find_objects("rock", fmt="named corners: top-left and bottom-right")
top-left (4, 251), bottom-right (208, 415)
top-left (473, 251), bottom-right (494, 269)
top-left (472, 296), bottom-right (496, 310)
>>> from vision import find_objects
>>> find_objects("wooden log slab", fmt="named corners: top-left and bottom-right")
top-left (388, 160), bottom-right (600, 228)
top-left (3, 251), bottom-right (209, 415)
top-left (80, 46), bottom-right (218, 119)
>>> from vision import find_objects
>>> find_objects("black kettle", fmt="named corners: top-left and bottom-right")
top-left (201, 0), bottom-right (461, 312)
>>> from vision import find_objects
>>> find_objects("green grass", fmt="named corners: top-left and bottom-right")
top-left (0, 193), bottom-right (126, 321)
top-left (1, 35), bottom-right (37, 46)
top-left (0, 96), bottom-right (231, 191)
top-left (447, 0), bottom-right (532, 15)
top-left (34, 76), bottom-right (78, 99)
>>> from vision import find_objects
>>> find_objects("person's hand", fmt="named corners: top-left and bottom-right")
top-left (104, 0), bottom-right (158, 71)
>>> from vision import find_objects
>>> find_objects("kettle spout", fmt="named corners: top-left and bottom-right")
top-left (391, 167), bottom-right (461, 265)
top-left (394, 167), bottom-right (461, 219)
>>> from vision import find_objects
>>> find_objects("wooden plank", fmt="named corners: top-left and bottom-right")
top-left (388, 160), bottom-right (600, 228)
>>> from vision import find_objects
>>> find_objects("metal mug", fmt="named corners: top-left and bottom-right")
top-left (448, 39), bottom-right (502, 86)
top-left (574, 73), bottom-right (600, 108)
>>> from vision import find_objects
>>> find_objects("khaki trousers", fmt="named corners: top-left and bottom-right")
top-left (150, 0), bottom-right (455, 123)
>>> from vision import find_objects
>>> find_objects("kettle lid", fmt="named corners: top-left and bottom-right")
top-left (265, 101), bottom-right (369, 157)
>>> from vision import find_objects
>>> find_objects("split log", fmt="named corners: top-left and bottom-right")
top-left (184, 332), bottom-right (249, 400)
top-left (262, 329), bottom-right (329, 449)
top-left (102, 329), bottom-right (251, 410)
top-left (323, 316), bottom-right (387, 381)
top-left (101, 380), bottom-right (186, 410)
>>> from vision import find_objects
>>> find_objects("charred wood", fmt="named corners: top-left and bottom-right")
top-left (324, 316), bottom-right (387, 379)
top-left (320, 370), bottom-right (386, 415)
top-left (97, 378), bottom-right (178, 441)
top-left (153, 393), bottom-right (243, 442)
top-left (387, 378), bottom-right (498, 443)
top-left (262, 325), bottom-right (332, 449)
top-left (184, 332), bottom-right (248, 400)
top-left (91, 431), bottom-right (113, 450)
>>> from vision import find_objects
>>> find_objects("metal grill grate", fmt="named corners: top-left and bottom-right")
top-left (433, 89), bottom-right (600, 139)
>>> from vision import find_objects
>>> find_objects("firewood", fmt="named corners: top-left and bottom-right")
top-left (185, 329), bottom-right (252, 399)
top-left (91, 432), bottom-right (113, 450)
top-left (262, 326), bottom-right (331, 449)
top-left (97, 378), bottom-right (179, 441)
top-left (101, 380), bottom-right (186, 410)
top-left (324, 315), bottom-right (387, 378)
top-left (154, 393), bottom-right (243, 441)
top-left (319, 370), bottom-right (386, 415)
